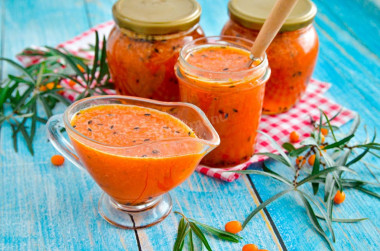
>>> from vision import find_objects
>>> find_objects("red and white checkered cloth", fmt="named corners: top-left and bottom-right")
top-left (17, 21), bottom-right (356, 182)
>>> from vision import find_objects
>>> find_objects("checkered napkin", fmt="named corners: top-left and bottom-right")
top-left (17, 21), bottom-right (356, 182)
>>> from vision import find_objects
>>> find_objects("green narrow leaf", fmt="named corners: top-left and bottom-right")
top-left (190, 220), bottom-right (242, 242)
top-left (10, 123), bottom-right (18, 152)
top-left (188, 230), bottom-right (194, 251)
top-left (317, 109), bottom-right (323, 143)
top-left (46, 93), bottom-right (71, 106)
top-left (30, 104), bottom-right (37, 142)
top-left (243, 189), bottom-right (293, 228)
top-left (324, 173), bottom-right (334, 202)
top-left (319, 147), bottom-right (336, 166)
top-left (35, 63), bottom-right (45, 87)
top-left (173, 218), bottom-right (190, 251)
top-left (346, 148), bottom-right (369, 167)
top-left (322, 110), bottom-right (338, 142)
top-left (298, 191), bottom-right (335, 242)
top-left (355, 143), bottom-right (380, 151)
top-left (36, 117), bottom-right (48, 123)
top-left (327, 109), bottom-right (342, 123)
top-left (298, 193), bottom-right (335, 251)
top-left (45, 46), bottom-right (86, 82)
top-left (289, 146), bottom-right (310, 157)
top-left (323, 135), bottom-right (355, 150)
top-left (262, 163), bottom-right (293, 184)
top-left (90, 31), bottom-right (100, 82)
top-left (282, 142), bottom-right (296, 152)
top-left (254, 152), bottom-right (290, 167)
top-left (355, 187), bottom-right (380, 199)
top-left (0, 81), bottom-right (11, 107)
top-left (326, 180), bottom-right (336, 224)
top-left (335, 149), bottom-right (351, 166)
top-left (348, 115), bottom-right (360, 136)
top-left (96, 36), bottom-right (109, 84)
top-left (12, 118), bottom-right (34, 155)
top-left (297, 166), bottom-right (355, 187)
top-left (189, 222), bottom-right (212, 251)
top-left (341, 179), bottom-right (378, 188)
top-left (232, 169), bottom-right (292, 186)
top-left (257, 130), bottom-right (293, 167)
top-left (311, 152), bottom-right (321, 195)
top-left (38, 96), bottom-right (53, 118)
top-left (0, 57), bottom-right (35, 82)
top-left (315, 215), bottom-right (368, 223)
top-left (369, 150), bottom-right (380, 158)
top-left (12, 85), bottom-right (35, 112)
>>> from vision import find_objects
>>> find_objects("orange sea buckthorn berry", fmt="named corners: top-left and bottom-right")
top-left (289, 131), bottom-right (300, 143)
top-left (319, 145), bottom-right (327, 156)
top-left (308, 154), bottom-right (316, 166)
top-left (46, 82), bottom-right (55, 90)
top-left (77, 64), bottom-right (85, 73)
top-left (225, 221), bottom-right (242, 234)
top-left (51, 155), bottom-right (65, 166)
top-left (321, 128), bottom-right (329, 136)
top-left (67, 80), bottom-right (76, 87)
top-left (320, 134), bottom-right (325, 143)
top-left (334, 190), bottom-right (346, 204)
top-left (242, 244), bottom-right (259, 251)
top-left (296, 156), bottom-right (306, 166)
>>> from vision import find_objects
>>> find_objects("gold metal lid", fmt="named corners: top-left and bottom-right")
top-left (112, 0), bottom-right (202, 35)
top-left (228, 0), bottom-right (317, 32)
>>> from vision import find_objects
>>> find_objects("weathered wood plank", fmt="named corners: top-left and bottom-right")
top-left (0, 0), bottom-right (139, 250)
top-left (248, 0), bottom-right (380, 249)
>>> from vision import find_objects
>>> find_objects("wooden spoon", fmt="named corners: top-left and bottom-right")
top-left (249, 0), bottom-right (299, 66)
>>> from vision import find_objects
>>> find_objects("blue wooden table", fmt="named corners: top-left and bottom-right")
top-left (1, 0), bottom-right (379, 250)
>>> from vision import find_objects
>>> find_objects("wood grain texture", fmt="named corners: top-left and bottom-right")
top-left (0, 0), bottom-right (379, 250)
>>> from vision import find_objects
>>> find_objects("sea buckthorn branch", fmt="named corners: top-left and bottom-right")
top-left (231, 111), bottom-right (380, 251)
top-left (0, 32), bottom-right (112, 155)
top-left (173, 211), bottom-right (242, 251)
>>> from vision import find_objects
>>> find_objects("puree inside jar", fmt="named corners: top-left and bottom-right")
top-left (69, 104), bottom-right (204, 205)
top-left (177, 45), bottom-right (267, 167)
top-left (186, 46), bottom-right (253, 72)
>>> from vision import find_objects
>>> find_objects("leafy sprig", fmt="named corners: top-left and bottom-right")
top-left (173, 211), bottom-right (242, 251)
top-left (231, 110), bottom-right (380, 250)
top-left (0, 31), bottom-right (112, 154)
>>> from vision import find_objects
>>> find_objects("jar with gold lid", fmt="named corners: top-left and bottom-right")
top-left (221, 0), bottom-right (319, 114)
top-left (107, 0), bottom-right (205, 101)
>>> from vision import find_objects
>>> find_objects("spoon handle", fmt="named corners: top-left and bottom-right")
top-left (250, 0), bottom-right (298, 59)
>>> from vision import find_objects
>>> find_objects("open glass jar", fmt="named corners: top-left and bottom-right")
top-left (107, 0), bottom-right (205, 102)
top-left (221, 0), bottom-right (319, 114)
top-left (175, 36), bottom-right (270, 167)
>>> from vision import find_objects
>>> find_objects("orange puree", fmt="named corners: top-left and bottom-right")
top-left (69, 104), bottom-right (203, 205)
top-left (186, 46), bottom-right (252, 72)
top-left (176, 44), bottom-right (268, 167)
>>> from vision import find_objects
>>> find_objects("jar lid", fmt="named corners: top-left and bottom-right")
top-left (112, 0), bottom-right (202, 35)
top-left (228, 0), bottom-right (317, 32)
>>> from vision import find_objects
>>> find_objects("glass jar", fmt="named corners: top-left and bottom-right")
top-left (221, 0), bottom-right (319, 114)
top-left (107, 0), bottom-right (205, 102)
top-left (175, 36), bottom-right (270, 167)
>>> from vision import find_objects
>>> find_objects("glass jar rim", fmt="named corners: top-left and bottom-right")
top-left (178, 35), bottom-right (269, 79)
top-left (63, 95), bottom-right (220, 151)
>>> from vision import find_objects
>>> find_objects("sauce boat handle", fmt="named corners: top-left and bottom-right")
top-left (46, 114), bottom-right (86, 172)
